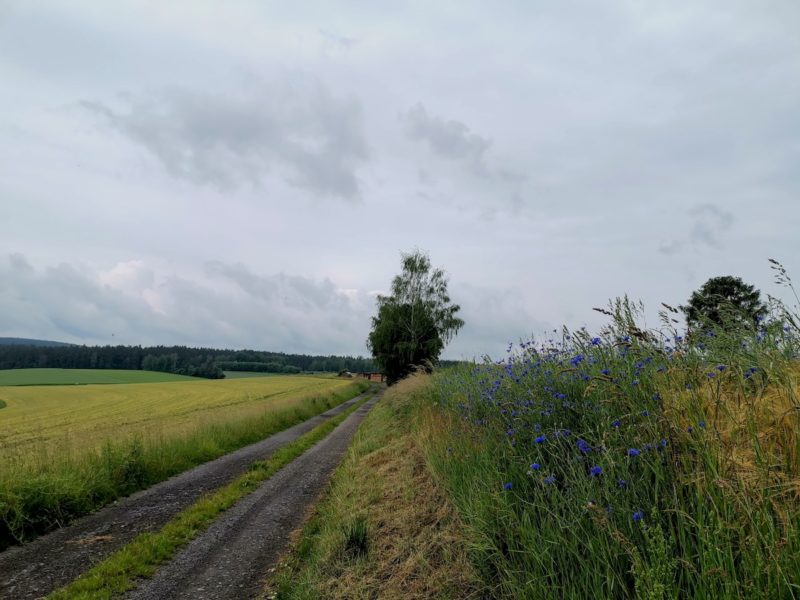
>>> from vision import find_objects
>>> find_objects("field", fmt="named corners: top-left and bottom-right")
top-left (0, 374), bottom-right (367, 548)
top-left (0, 368), bottom-right (197, 386)
top-left (0, 374), bottom-right (351, 456)
top-left (222, 370), bottom-right (289, 379)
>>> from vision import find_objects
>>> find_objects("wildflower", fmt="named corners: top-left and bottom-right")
top-left (640, 410), bottom-right (649, 417)
top-left (530, 463), bottom-right (541, 471)
top-left (544, 475), bottom-right (557, 485)
top-left (706, 372), bottom-right (716, 378)
top-left (506, 429), bottom-right (514, 437)
top-left (632, 511), bottom-right (644, 522)
top-left (660, 439), bottom-right (668, 448)
top-left (589, 465), bottom-right (603, 477)
top-left (632, 379), bottom-right (639, 386)
top-left (698, 420), bottom-right (706, 428)
top-left (687, 426), bottom-right (693, 433)
top-left (503, 482), bottom-right (513, 491)
top-left (577, 439), bottom-right (592, 454)
top-left (627, 448), bottom-right (641, 457)
top-left (617, 479), bottom-right (627, 489)
top-left (534, 435), bottom-right (547, 444)
top-left (591, 337), bottom-right (602, 346)
top-left (611, 420), bottom-right (621, 428)
top-left (716, 364), bottom-right (726, 372)
top-left (601, 368), bottom-right (611, 376)
top-left (570, 354), bottom-right (585, 366)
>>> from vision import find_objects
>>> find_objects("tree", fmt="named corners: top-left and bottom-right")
top-left (681, 276), bottom-right (767, 330)
top-left (367, 250), bottom-right (464, 384)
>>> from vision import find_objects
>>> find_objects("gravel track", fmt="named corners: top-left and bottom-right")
top-left (0, 388), bottom-right (375, 600)
top-left (126, 394), bottom-right (381, 600)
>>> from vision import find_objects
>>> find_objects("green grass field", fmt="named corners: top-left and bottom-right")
top-left (0, 368), bottom-right (197, 386)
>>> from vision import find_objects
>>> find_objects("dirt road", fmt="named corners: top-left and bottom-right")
top-left (126, 395), bottom-right (380, 600)
top-left (0, 388), bottom-right (376, 600)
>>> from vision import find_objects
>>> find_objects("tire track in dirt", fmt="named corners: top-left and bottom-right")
top-left (0, 388), bottom-right (375, 600)
top-left (126, 394), bottom-right (381, 600)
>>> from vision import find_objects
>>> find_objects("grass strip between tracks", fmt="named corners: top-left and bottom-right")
top-left (48, 386), bottom-right (378, 600)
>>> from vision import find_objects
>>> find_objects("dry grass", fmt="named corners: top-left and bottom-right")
top-left (267, 374), bottom-right (483, 600)
top-left (662, 366), bottom-right (800, 498)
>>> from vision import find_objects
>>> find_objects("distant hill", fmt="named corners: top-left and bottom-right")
top-left (0, 337), bottom-right (74, 347)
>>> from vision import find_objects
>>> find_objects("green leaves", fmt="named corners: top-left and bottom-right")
top-left (368, 250), bottom-right (464, 384)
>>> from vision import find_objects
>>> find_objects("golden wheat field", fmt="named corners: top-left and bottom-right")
top-left (0, 375), bottom-right (352, 458)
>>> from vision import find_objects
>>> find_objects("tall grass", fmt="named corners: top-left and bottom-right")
top-left (421, 294), bottom-right (800, 598)
top-left (0, 380), bottom-right (368, 551)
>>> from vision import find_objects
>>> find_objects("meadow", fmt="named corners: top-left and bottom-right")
top-left (421, 299), bottom-right (800, 598)
top-left (0, 368), bottom-right (196, 386)
top-left (0, 374), bottom-right (368, 549)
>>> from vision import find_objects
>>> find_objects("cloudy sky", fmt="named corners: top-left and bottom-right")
top-left (1, 1), bottom-right (798, 358)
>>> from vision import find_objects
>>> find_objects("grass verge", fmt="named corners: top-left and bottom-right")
top-left (266, 374), bottom-right (482, 600)
top-left (0, 380), bottom-right (369, 550)
top-left (421, 299), bottom-right (800, 598)
top-left (47, 385), bottom-right (378, 600)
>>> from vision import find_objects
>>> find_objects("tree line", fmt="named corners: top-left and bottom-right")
top-left (0, 344), bottom-right (376, 379)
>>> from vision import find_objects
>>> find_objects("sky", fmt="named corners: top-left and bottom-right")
top-left (1, 0), bottom-right (799, 359)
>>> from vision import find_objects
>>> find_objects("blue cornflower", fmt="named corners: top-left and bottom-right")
top-left (707, 372), bottom-right (716, 378)
top-left (699, 420), bottom-right (706, 428)
top-left (530, 463), bottom-right (541, 471)
top-left (589, 465), bottom-right (603, 477)
top-left (601, 369), bottom-right (611, 376)
top-left (611, 420), bottom-right (621, 428)
top-left (660, 439), bottom-right (668, 448)
top-left (577, 439), bottom-right (592, 454)
top-left (534, 435), bottom-right (547, 444)
top-left (640, 410), bottom-right (649, 417)
top-left (688, 426), bottom-right (694, 433)
top-left (570, 354), bottom-right (585, 366)
top-left (591, 337), bottom-right (602, 346)
top-left (632, 379), bottom-right (639, 386)
top-left (506, 428), bottom-right (514, 436)
top-left (617, 479), bottom-right (627, 489)
top-left (717, 364), bottom-right (726, 372)
top-left (632, 511), bottom-right (644, 522)
top-left (627, 448), bottom-right (641, 457)
top-left (503, 482), bottom-right (513, 491)
top-left (544, 475), bottom-right (557, 485)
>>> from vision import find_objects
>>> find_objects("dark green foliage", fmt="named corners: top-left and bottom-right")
top-left (342, 516), bottom-right (369, 558)
top-left (681, 275), bottom-right (767, 330)
top-left (368, 250), bottom-right (464, 384)
top-left (0, 344), bottom-right (375, 379)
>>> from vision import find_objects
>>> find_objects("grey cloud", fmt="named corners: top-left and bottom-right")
top-left (688, 203), bottom-right (735, 248)
top-left (0, 254), bottom-right (372, 355)
top-left (80, 80), bottom-right (368, 200)
top-left (658, 203), bottom-right (735, 254)
top-left (317, 28), bottom-right (358, 49)
top-left (402, 103), bottom-right (492, 176)
top-left (204, 261), bottom-right (344, 311)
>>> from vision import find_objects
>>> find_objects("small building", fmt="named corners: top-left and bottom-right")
top-left (357, 372), bottom-right (386, 383)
